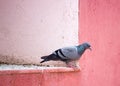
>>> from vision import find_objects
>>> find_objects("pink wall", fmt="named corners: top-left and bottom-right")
top-left (0, 0), bottom-right (120, 86)
top-left (0, 68), bottom-right (80, 86)
top-left (79, 0), bottom-right (120, 86)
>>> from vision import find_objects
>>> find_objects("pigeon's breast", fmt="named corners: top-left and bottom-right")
top-left (61, 47), bottom-right (80, 59)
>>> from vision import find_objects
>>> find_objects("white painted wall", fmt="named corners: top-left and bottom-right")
top-left (0, 0), bottom-right (78, 65)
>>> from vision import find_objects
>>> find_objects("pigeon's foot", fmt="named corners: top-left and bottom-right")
top-left (66, 60), bottom-right (80, 69)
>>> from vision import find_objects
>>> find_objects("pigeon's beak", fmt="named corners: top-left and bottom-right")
top-left (88, 47), bottom-right (92, 51)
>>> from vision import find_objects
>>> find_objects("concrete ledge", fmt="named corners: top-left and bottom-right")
top-left (0, 64), bottom-right (80, 75)
top-left (0, 67), bottom-right (80, 86)
top-left (0, 64), bottom-right (80, 86)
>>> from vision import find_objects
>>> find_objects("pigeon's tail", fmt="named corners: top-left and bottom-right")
top-left (40, 59), bottom-right (47, 63)
top-left (40, 60), bottom-right (45, 63)
top-left (41, 56), bottom-right (48, 59)
top-left (40, 54), bottom-right (60, 63)
top-left (40, 56), bottom-right (49, 63)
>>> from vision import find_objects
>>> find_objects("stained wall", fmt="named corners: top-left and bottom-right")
top-left (0, 0), bottom-right (78, 65)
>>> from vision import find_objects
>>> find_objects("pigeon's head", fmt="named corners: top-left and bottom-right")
top-left (82, 42), bottom-right (92, 50)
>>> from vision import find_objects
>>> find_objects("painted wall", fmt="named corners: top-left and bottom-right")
top-left (79, 0), bottom-right (120, 86)
top-left (0, 69), bottom-right (81, 86)
top-left (0, 0), bottom-right (120, 86)
top-left (0, 0), bottom-right (78, 65)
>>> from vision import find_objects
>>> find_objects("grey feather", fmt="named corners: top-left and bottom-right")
top-left (40, 42), bottom-right (91, 63)
top-left (54, 46), bottom-right (79, 60)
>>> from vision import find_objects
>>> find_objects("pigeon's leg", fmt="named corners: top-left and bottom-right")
top-left (66, 60), bottom-right (75, 68)
top-left (66, 60), bottom-right (80, 69)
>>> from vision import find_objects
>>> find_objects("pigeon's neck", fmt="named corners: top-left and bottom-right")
top-left (77, 45), bottom-right (86, 55)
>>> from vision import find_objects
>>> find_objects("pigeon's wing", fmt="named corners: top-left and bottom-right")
top-left (40, 54), bottom-right (60, 63)
top-left (60, 46), bottom-right (80, 60)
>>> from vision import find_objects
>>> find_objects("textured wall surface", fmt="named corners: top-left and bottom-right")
top-left (0, 0), bottom-right (120, 86)
top-left (0, 69), bottom-right (80, 86)
top-left (0, 0), bottom-right (78, 65)
top-left (79, 0), bottom-right (120, 86)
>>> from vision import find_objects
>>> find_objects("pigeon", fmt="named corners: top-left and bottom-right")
top-left (40, 42), bottom-right (91, 67)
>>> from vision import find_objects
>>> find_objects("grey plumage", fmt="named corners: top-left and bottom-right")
top-left (40, 42), bottom-right (91, 64)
